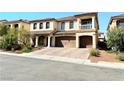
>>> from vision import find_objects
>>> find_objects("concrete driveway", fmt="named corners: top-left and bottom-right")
top-left (31, 48), bottom-right (90, 59)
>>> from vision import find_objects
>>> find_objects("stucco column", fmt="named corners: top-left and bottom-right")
top-left (18, 24), bottom-right (21, 29)
top-left (52, 36), bottom-right (55, 47)
top-left (47, 36), bottom-right (51, 48)
top-left (35, 36), bottom-right (39, 47)
top-left (76, 35), bottom-right (79, 48)
top-left (92, 34), bottom-right (96, 48)
top-left (92, 16), bottom-right (95, 29)
top-left (77, 18), bottom-right (81, 30)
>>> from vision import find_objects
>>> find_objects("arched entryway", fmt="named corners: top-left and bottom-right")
top-left (38, 36), bottom-right (45, 46)
top-left (79, 36), bottom-right (92, 48)
top-left (55, 36), bottom-right (76, 48)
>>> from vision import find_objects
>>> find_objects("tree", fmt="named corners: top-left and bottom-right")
top-left (18, 28), bottom-right (31, 49)
top-left (0, 27), bottom-right (32, 51)
top-left (107, 27), bottom-right (124, 52)
top-left (0, 24), bottom-right (9, 36)
top-left (0, 28), bottom-right (18, 50)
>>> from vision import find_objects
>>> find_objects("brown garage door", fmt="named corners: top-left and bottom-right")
top-left (55, 36), bottom-right (76, 48)
top-left (79, 36), bottom-right (92, 48)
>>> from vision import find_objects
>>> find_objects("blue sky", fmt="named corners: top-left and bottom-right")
top-left (0, 12), bottom-right (123, 33)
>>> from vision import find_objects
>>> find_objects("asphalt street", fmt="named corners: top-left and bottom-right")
top-left (0, 54), bottom-right (124, 81)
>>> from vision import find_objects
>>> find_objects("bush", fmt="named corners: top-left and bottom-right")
top-left (117, 53), bottom-right (124, 61)
top-left (107, 27), bottom-right (124, 52)
top-left (0, 28), bottom-right (32, 52)
top-left (0, 35), bottom-right (18, 50)
top-left (0, 24), bottom-right (9, 36)
top-left (21, 47), bottom-right (32, 53)
top-left (90, 49), bottom-right (100, 56)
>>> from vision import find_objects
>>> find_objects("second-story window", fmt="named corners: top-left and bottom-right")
top-left (61, 22), bottom-right (65, 30)
top-left (14, 24), bottom-right (19, 29)
top-left (39, 23), bottom-right (43, 29)
top-left (81, 19), bottom-right (92, 29)
top-left (33, 23), bottom-right (37, 29)
top-left (46, 22), bottom-right (50, 29)
top-left (117, 20), bottom-right (124, 27)
top-left (69, 21), bottom-right (74, 29)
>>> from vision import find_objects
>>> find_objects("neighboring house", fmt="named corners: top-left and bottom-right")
top-left (98, 32), bottom-right (105, 42)
top-left (4, 19), bottom-right (30, 30)
top-left (108, 14), bottom-right (124, 31)
top-left (30, 12), bottom-right (99, 48)
top-left (0, 20), bottom-right (7, 24)
top-left (0, 12), bottom-right (99, 48)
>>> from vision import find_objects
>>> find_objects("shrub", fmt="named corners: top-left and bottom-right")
top-left (117, 53), bottom-right (124, 61)
top-left (18, 29), bottom-right (32, 49)
top-left (21, 47), bottom-right (32, 53)
top-left (0, 28), bottom-right (18, 50)
top-left (90, 49), bottom-right (100, 56)
top-left (0, 28), bottom-right (32, 52)
top-left (0, 24), bottom-right (9, 36)
top-left (107, 27), bottom-right (124, 52)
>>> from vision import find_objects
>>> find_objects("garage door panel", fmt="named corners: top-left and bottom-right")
top-left (55, 36), bottom-right (76, 48)
top-left (80, 36), bottom-right (92, 48)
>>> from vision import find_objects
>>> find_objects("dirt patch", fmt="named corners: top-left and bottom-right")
top-left (89, 50), bottom-right (121, 63)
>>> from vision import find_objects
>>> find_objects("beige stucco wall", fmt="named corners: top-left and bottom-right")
top-left (30, 21), bottom-right (56, 31)
top-left (20, 22), bottom-right (30, 31)
top-left (109, 20), bottom-right (117, 31)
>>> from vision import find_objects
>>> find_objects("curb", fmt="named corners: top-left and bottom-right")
top-left (84, 61), bottom-right (124, 70)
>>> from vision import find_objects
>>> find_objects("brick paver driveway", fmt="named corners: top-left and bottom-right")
top-left (31, 48), bottom-right (90, 59)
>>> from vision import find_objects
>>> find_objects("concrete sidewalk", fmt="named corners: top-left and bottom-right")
top-left (1, 51), bottom-right (124, 70)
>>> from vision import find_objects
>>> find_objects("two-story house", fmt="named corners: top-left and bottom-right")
top-left (108, 14), bottom-right (124, 31)
top-left (0, 12), bottom-right (99, 48)
top-left (30, 12), bottom-right (99, 48)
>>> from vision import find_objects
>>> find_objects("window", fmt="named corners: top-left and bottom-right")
top-left (61, 22), bottom-right (65, 30)
top-left (117, 20), bottom-right (124, 27)
top-left (33, 23), bottom-right (37, 29)
top-left (69, 21), bottom-right (74, 29)
top-left (39, 23), bottom-right (43, 29)
top-left (14, 24), bottom-right (19, 29)
top-left (81, 19), bottom-right (92, 29)
top-left (46, 22), bottom-right (50, 29)
top-left (8, 25), bottom-right (11, 27)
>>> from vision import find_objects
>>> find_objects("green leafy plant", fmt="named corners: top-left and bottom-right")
top-left (107, 27), bottom-right (124, 52)
top-left (0, 28), bottom-right (32, 52)
top-left (0, 28), bottom-right (18, 50)
top-left (21, 47), bottom-right (32, 53)
top-left (18, 28), bottom-right (32, 49)
top-left (90, 49), bottom-right (100, 56)
top-left (0, 24), bottom-right (9, 36)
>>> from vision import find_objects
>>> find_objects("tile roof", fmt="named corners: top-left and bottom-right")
top-left (57, 16), bottom-right (75, 21)
top-left (6, 19), bottom-right (29, 24)
top-left (30, 18), bottom-right (56, 22)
